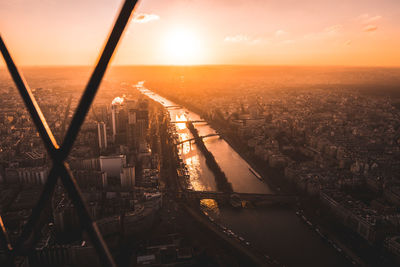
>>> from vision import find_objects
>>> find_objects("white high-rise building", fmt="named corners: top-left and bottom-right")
top-left (111, 105), bottom-right (117, 142)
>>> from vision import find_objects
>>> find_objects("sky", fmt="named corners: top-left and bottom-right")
top-left (1, 0), bottom-right (400, 66)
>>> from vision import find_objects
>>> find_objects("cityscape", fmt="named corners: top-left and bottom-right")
top-left (0, 66), bottom-right (400, 266)
top-left (1, 0), bottom-right (400, 266)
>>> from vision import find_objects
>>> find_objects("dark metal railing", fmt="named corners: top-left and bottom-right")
top-left (0, 1), bottom-right (140, 266)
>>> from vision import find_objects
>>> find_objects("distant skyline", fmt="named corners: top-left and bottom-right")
top-left (1, 0), bottom-right (400, 67)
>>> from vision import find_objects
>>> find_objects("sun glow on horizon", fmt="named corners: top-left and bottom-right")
top-left (1, 0), bottom-right (399, 66)
top-left (162, 27), bottom-right (204, 65)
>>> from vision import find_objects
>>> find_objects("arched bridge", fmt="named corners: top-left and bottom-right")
top-left (170, 120), bottom-right (206, 123)
top-left (179, 190), bottom-right (297, 204)
top-left (175, 133), bottom-right (220, 145)
top-left (166, 105), bottom-right (182, 109)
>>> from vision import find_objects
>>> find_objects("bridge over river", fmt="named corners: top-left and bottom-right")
top-left (175, 133), bottom-right (220, 145)
top-left (165, 105), bottom-right (182, 109)
top-left (170, 120), bottom-right (206, 124)
top-left (140, 87), bottom-right (353, 266)
top-left (177, 190), bottom-right (297, 205)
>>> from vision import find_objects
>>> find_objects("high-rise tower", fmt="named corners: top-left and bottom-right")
top-left (97, 122), bottom-right (107, 149)
top-left (111, 105), bottom-right (118, 142)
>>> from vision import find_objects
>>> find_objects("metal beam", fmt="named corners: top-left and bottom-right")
top-left (0, 1), bottom-right (140, 266)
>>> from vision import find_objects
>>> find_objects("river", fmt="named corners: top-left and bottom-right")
top-left (138, 83), bottom-right (351, 267)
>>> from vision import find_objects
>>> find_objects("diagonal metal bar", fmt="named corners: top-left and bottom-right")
top-left (0, 34), bottom-right (61, 259)
top-left (0, 214), bottom-right (15, 267)
top-left (0, 215), bottom-right (13, 253)
top-left (61, 0), bottom-right (139, 159)
top-left (15, 166), bottom-right (59, 253)
top-left (0, 34), bottom-right (63, 257)
top-left (0, 36), bottom-right (59, 156)
top-left (0, 0), bottom-right (140, 266)
top-left (59, 163), bottom-right (116, 267)
top-left (14, 162), bottom-right (117, 267)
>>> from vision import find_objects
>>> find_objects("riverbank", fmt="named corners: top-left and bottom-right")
top-left (208, 120), bottom-right (283, 193)
top-left (182, 203), bottom-right (271, 266)
top-left (186, 121), bottom-right (233, 193)
top-left (157, 103), bottom-right (273, 266)
top-left (159, 93), bottom-right (285, 193)
top-left (139, 87), bottom-right (355, 266)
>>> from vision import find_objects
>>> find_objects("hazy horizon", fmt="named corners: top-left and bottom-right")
top-left (2, 0), bottom-right (400, 66)
top-left (2, 64), bottom-right (400, 68)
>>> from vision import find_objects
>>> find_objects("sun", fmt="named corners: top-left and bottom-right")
top-left (162, 27), bottom-right (204, 65)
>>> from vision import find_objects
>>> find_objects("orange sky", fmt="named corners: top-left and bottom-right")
top-left (1, 0), bottom-right (400, 66)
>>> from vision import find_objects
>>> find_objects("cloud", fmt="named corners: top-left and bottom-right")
top-left (363, 25), bottom-right (378, 32)
top-left (133, 13), bottom-right (159, 24)
top-left (275, 30), bottom-right (287, 37)
top-left (366, 15), bottom-right (382, 23)
top-left (224, 34), bottom-right (269, 45)
top-left (249, 38), bottom-right (263, 45)
top-left (304, 24), bottom-right (342, 41)
top-left (280, 39), bottom-right (295, 45)
top-left (224, 34), bottom-right (249, 43)
top-left (324, 24), bottom-right (342, 34)
top-left (357, 14), bottom-right (382, 24)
